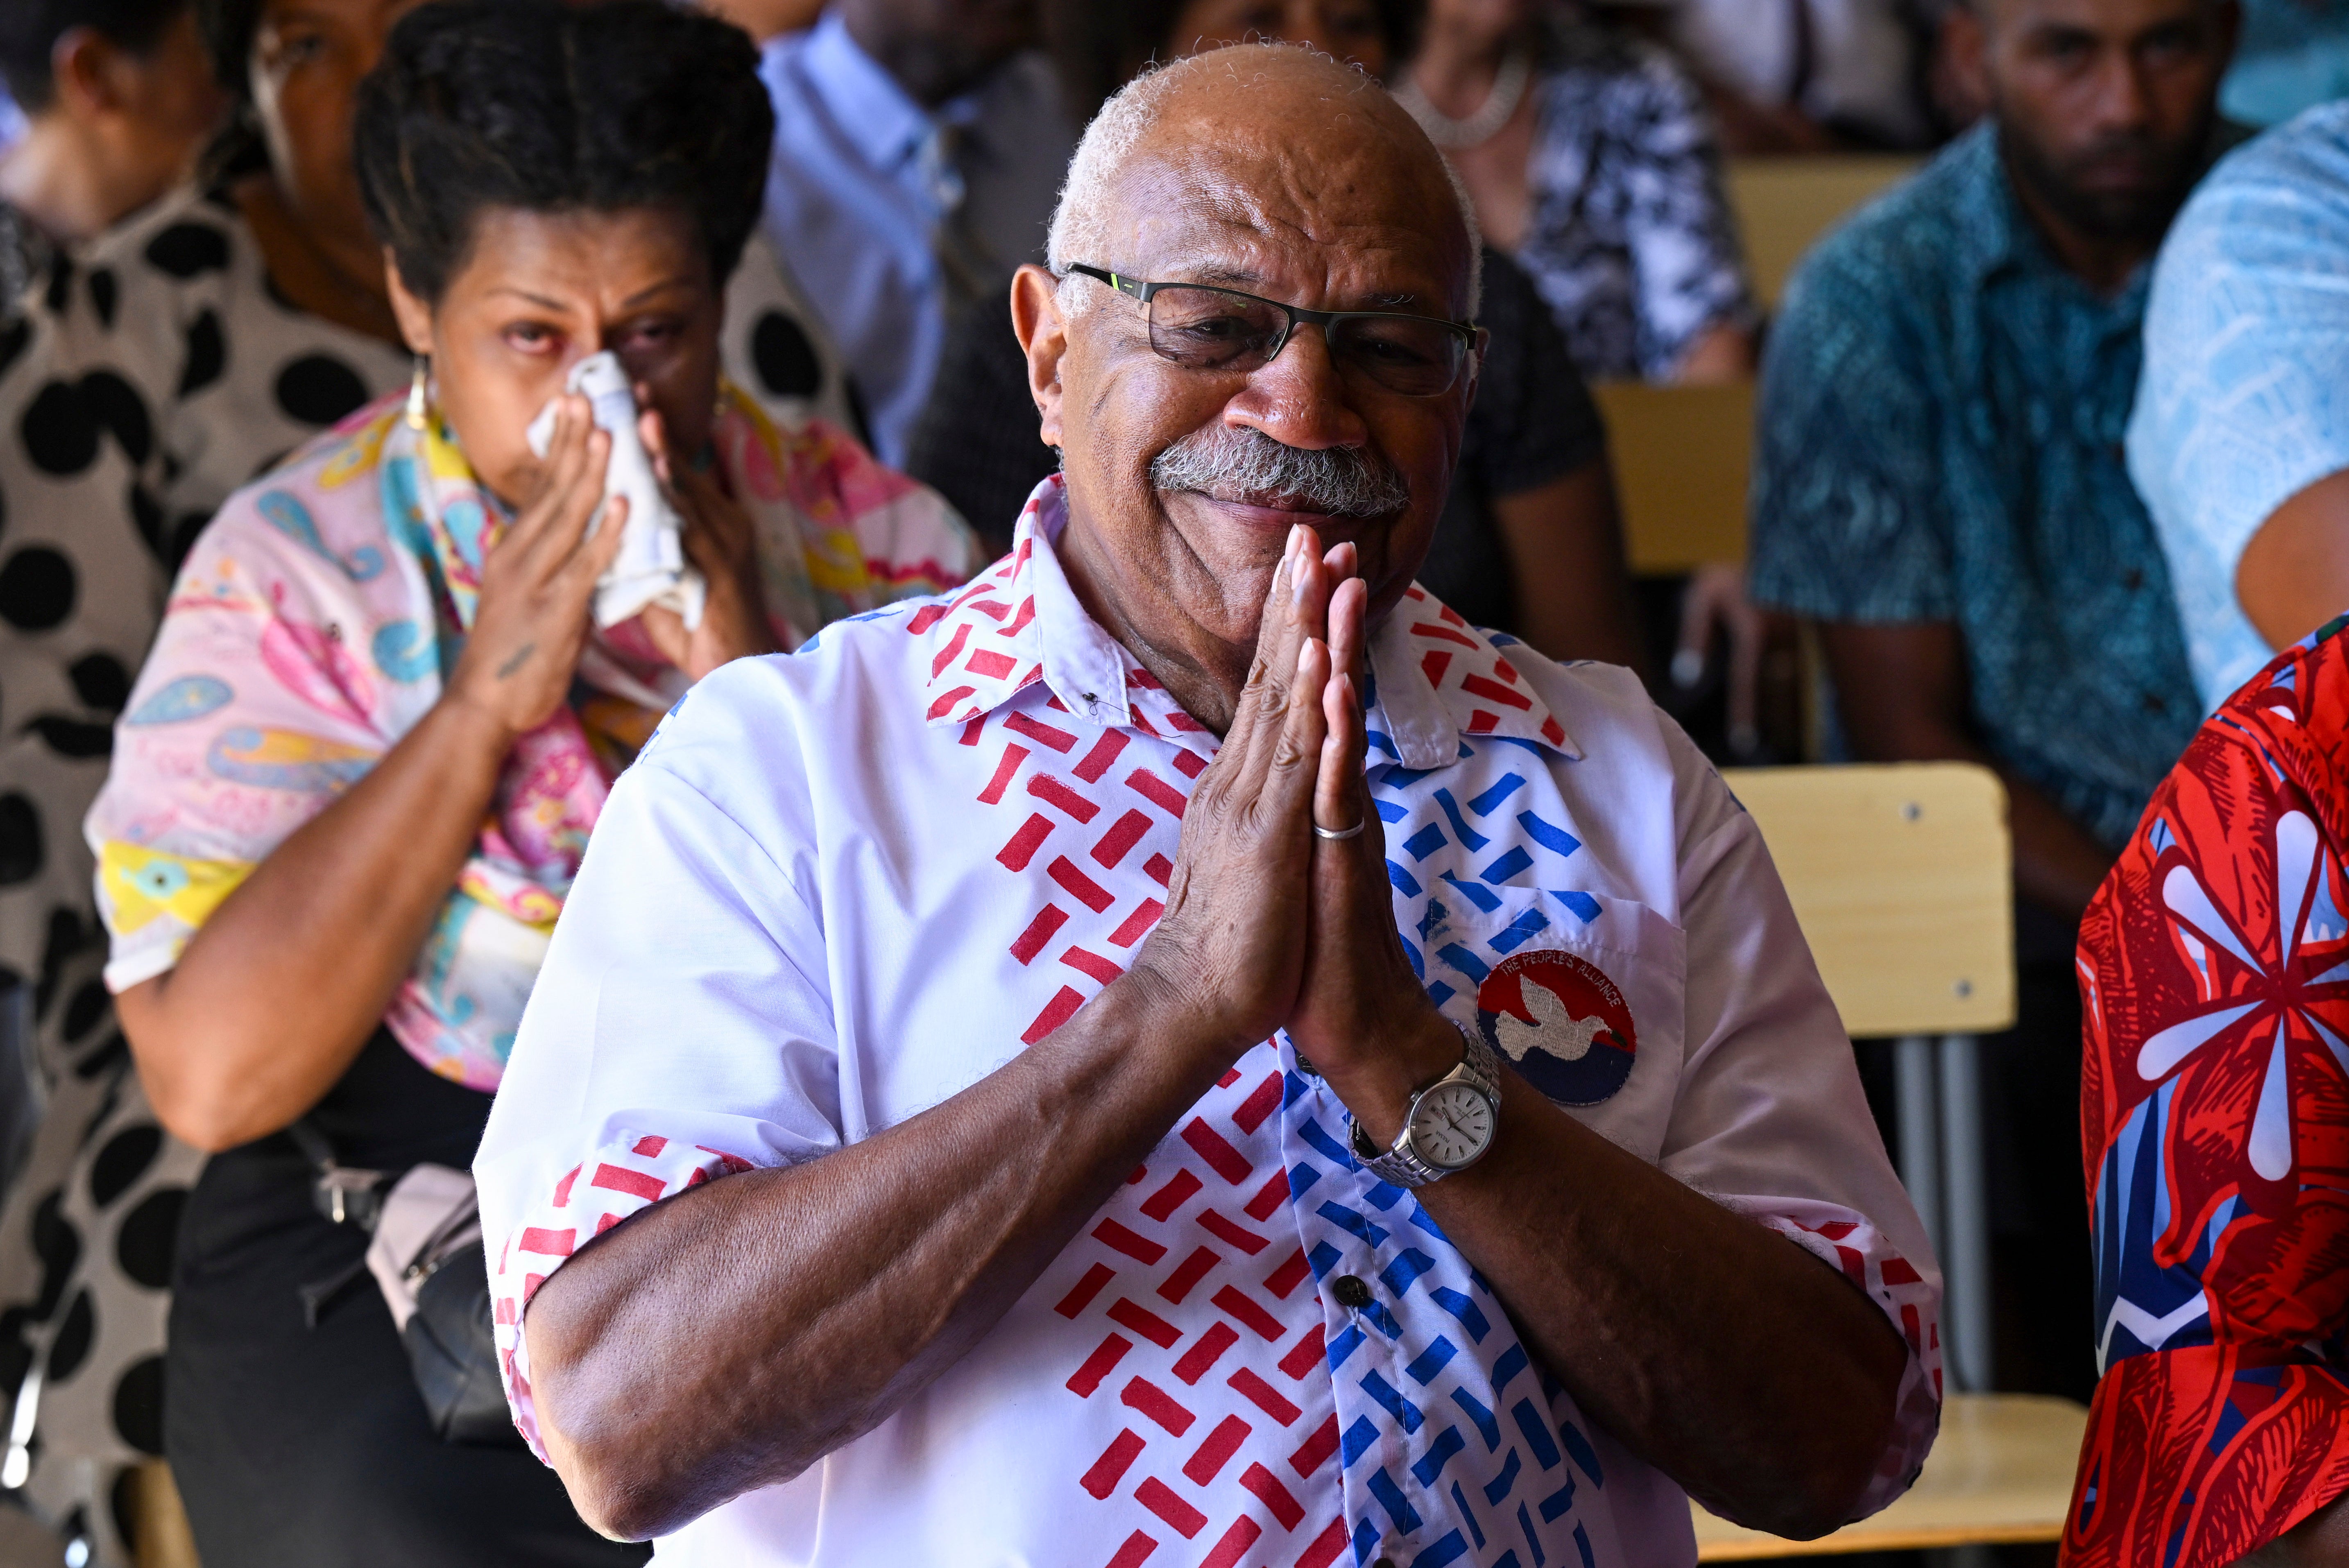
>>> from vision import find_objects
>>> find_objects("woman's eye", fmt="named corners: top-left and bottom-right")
top-left (504, 324), bottom-right (560, 353)
top-left (263, 30), bottom-right (327, 68)
top-left (621, 321), bottom-right (682, 348)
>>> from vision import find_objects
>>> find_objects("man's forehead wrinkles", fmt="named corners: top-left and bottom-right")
top-left (1106, 178), bottom-right (1458, 311)
top-left (1120, 227), bottom-right (1449, 310)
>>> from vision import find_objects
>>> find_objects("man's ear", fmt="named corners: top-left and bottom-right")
top-left (1010, 264), bottom-right (1070, 450)
top-left (48, 27), bottom-right (125, 119)
top-left (1940, 3), bottom-right (1989, 121)
top-left (383, 251), bottom-right (437, 357)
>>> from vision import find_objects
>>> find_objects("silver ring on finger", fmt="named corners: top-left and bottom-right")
top-left (1312, 819), bottom-right (1367, 841)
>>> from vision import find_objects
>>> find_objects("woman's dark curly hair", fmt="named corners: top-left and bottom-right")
top-left (351, 0), bottom-right (775, 303)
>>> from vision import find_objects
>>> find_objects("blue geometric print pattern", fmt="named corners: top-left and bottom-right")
top-left (1281, 1055), bottom-right (1608, 1568)
top-left (1365, 669), bottom-right (1606, 1018)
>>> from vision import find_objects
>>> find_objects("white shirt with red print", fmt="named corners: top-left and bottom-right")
top-left (475, 477), bottom-right (1943, 1567)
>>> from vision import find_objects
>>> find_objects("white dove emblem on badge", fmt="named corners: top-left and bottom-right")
top-left (1475, 949), bottom-right (1638, 1106)
top-left (1490, 980), bottom-right (1614, 1064)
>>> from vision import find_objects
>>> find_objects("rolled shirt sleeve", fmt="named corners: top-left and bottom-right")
top-left (476, 710), bottom-right (847, 1458)
top-left (1651, 720), bottom-right (1944, 1512)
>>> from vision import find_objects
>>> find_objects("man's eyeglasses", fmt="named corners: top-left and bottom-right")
top-left (1067, 264), bottom-right (1484, 398)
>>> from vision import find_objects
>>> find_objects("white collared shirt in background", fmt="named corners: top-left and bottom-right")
top-left (756, 11), bottom-right (1076, 463)
top-left (477, 479), bottom-right (1942, 1566)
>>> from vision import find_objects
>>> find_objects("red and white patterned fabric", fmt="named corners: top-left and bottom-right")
top-left (477, 478), bottom-right (1941, 1565)
top-left (2064, 611), bottom-right (2349, 1568)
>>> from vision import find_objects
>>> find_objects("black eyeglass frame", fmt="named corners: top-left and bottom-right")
top-left (1066, 263), bottom-right (1486, 396)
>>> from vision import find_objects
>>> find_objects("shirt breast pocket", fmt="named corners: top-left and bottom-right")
top-left (1414, 891), bottom-right (1687, 1149)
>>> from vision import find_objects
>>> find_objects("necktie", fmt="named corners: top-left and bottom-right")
top-left (918, 122), bottom-right (1002, 309)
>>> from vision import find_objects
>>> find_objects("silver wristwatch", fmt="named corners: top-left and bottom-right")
top-left (1348, 1025), bottom-right (1503, 1189)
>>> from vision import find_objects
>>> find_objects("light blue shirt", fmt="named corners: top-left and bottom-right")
top-left (758, 11), bottom-right (1075, 464)
top-left (2131, 102), bottom-right (2349, 710)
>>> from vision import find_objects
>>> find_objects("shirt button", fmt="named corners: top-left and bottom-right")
top-left (1333, 1275), bottom-right (1373, 1309)
top-left (2122, 568), bottom-right (2144, 591)
top-left (2142, 693), bottom-right (2166, 714)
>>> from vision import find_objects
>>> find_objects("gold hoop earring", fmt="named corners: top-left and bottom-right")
top-left (405, 356), bottom-right (430, 431)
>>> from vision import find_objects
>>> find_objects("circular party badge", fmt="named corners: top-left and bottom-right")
top-left (1476, 949), bottom-right (1638, 1106)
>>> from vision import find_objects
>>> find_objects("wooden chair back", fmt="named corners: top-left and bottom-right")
top-left (1726, 155), bottom-right (1924, 308)
top-left (1590, 381), bottom-right (1754, 575)
top-left (1719, 762), bottom-right (2016, 1037)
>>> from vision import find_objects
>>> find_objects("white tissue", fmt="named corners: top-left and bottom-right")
top-left (523, 351), bottom-right (707, 631)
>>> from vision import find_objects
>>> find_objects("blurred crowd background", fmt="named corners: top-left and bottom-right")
top-left (0, 0), bottom-right (2341, 1562)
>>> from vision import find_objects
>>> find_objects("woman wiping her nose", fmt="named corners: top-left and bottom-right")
top-left (82, 2), bottom-right (974, 1561)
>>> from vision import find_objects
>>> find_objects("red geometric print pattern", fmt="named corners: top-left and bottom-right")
top-left (1053, 1048), bottom-right (1350, 1568)
top-left (492, 1132), bottom-right (755, 1460)
top-left (1735, 1199), bottom-right (1944, 1499)
top-left (2065, 614), bottom-right (2349, 1568)
top-left (1389, 584), bottom-right (1568, 751)
top-left (921, 482), bottom-right (1583, 1052)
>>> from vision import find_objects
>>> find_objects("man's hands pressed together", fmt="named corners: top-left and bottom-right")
top-left (1134, 522), bottom-right (1460, 1113)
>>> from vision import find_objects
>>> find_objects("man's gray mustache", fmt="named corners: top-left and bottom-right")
top-left (1149, 426), bottom-right (1410, 518)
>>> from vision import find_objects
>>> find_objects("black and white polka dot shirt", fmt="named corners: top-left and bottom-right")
top-left (0, 184), bottom-right (411, 1001)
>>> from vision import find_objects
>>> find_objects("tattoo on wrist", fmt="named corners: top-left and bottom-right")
top-left (496, 643), bottom-right (536, 679)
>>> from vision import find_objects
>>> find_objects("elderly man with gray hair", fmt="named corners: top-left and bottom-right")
top-left (473, 43), bottom-right (1942, 1567)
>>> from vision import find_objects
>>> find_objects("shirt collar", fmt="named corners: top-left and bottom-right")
top-left (1948, 122), bottom-right (2027, 286)
top-left (798, 9), bottom-right (938, 172)
top-left (914, 477), bottom-right (1580, 770)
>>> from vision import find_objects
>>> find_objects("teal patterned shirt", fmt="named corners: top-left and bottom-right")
top-left (1748, 123), bottom-right (2204, 853)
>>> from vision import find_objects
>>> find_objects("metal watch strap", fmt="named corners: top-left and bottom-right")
top-left (1348, 1023), bottom-right (1503, 1189)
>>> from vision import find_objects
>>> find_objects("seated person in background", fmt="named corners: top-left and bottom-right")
top-left (1614, 0), bottom-right (1948, 152)
top-left (0, 0), bottom-right (846, 1543)
top-left (1748, 0), bottom-right (2239, 1397)
top-left (913, 0), bottom-right (1647, 672)
top-left (1397, 0), bottom-right (1758, 383)
top-left (0, 0), bottom-right (424, 1540)
top-left (482, 44), bottom-right (1939, 1565)
top-left (2067, 618), bottom-right (2349, 1568)
top-left (2130, 100), bottom-right (2349, 711)
top-left (83, 3), bottom-right (972, 1561)
top-left (0, 0), bottom-right (222, 305)
top-left (758, 0), bottom-right (1078, 463)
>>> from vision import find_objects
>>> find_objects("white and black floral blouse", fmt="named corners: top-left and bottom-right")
top-left (1515, 20), bottom-right (1759, 382)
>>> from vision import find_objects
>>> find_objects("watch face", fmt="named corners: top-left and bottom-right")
top-left (1409, 1084), bottom-right (1495, 1170)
